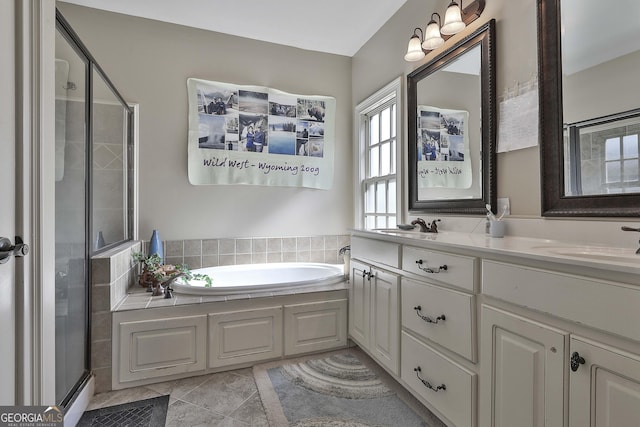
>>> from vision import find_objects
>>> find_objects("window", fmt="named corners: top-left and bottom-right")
top-left (355, 78), bottom-right (401, 229)
top-left (604, 134), bottom-right (640, 192)
top-left (564, 111), bottom-right (640, 196)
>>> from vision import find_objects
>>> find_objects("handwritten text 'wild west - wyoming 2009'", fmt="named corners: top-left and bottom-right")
top-left (203, 157), bottom-right (321, 176)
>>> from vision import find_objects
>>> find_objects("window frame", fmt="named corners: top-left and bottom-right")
top-left (564, 110), bottom-right (640, 196)
top-left (354, 78), bottom-right (403, 229)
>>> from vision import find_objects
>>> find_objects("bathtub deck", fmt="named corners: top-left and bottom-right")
top-left (114, 280), bottom-right (349, 311)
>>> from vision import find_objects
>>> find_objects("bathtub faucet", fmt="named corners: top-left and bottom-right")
top-left (161, 272), bottom-right (187, 298)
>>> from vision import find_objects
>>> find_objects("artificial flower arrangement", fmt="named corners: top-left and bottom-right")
top-left (132, 252), bottom-right (212, 296)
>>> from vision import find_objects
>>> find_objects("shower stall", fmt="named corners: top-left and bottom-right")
top-left (54, 10), bottom-right (134, 407)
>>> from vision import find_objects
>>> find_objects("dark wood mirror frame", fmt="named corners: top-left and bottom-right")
top-left (408, 19), bottom-right (496, 214)
top-left (538, 0), bottom-right (640, 216)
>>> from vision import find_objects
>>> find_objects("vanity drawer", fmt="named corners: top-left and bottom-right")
top-left (402, 278), bottom-right (475, 362)
top-left (401, 331), bottom-right (476, 427)
top-left (482, 260), bottom-right (640, 342)
top-left (402, 246), bottom-right (476, 292)
top-left (351, 236), bottom-right (400, 269)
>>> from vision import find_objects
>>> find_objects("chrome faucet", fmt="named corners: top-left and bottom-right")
top-left (621, 226), bottom-right (640, 254)
top-left (161, 272), bottom-right (188, 298)
top-left (411, 218), bottom-right (440, 233)
top-left (411, 218), bottom-right (428, 232)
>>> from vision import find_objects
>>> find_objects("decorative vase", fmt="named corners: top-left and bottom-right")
top-left (94, 231), bottom-right (105, 250)
top-left (148, 229), bottom-right (164, 263)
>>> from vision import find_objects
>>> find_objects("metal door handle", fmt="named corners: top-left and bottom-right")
top-left (0, 236), bottom-right (30, 264)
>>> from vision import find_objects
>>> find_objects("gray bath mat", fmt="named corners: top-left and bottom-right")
top-left (76, 395), bottom-right (169, 427)
top-left (253, 348), bottom-right (446, 426)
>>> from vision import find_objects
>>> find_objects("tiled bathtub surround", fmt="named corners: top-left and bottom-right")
top-left (89, 234), bottom-right (349, 393)
top-left (156, 234), bottom-right (351, 270)
top-left (91, 240), bottom-right (141, 393)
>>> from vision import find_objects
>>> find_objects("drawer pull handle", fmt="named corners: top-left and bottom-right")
top-left (414, 367), bottom-right (446, 392)
top-left (570, 351), bottom-right (585, 372)
top-left (415, 259), bottom-right (448, 274)
top-left (413, 306), bottom-right (446, 324)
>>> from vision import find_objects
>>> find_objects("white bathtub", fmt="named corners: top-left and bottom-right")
top-left (172, 262), bottom-right (346, 295)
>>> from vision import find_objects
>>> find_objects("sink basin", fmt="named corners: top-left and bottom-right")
top-left (374, 228), bottom-right (420, 237)
top-left (531, 245), bottom-right (639, 263)
top-left (373, 228), bottom-right (443, 239)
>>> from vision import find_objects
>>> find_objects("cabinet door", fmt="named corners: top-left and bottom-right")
top-left (208, 306), bottom-right (283, 368)
top-left (284, 299), bottom-right (347, 356)
top-left (480, 305), bottom-right (567, 427)
top-left (349, 259), bottom-right (371, 349)
top-left (371, 268), bottom-right (400, 375)
top-left (118, 315), bottom-right (207, 383)
top-left (570, 336), bottom-right (640, 427)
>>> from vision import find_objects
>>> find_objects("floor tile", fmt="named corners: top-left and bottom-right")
top-left (229, 368), bottom-right (253, 379)
top-left (144, 374), bottom-right (213, 404)
top-left (165, 399), bottom-right (227, 427)
top-left (228, 391), bottom-right (269, 427)
top-left (180, 372), bottom-right (258, 416)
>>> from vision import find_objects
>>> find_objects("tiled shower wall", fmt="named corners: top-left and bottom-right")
top-left (153, 234), bottom-right (352, 269)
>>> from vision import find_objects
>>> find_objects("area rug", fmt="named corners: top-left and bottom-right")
top-left (253, 348), bottom-right (445, 427)
top-left (76, 395), bottom-right (169, 427)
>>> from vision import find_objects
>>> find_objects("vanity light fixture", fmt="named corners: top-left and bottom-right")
top-left (441, 1), bottom-right (466, 35)
top-left (404, 28), bottom-right (426, 62)
top-left (404, 0), bottom-right (485, 62)
top-left (423, 13), bottom-right (445, 50)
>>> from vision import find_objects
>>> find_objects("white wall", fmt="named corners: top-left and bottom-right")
top-left (351, 0), bottom-right (640, 247)
top-left (56, 1), bottom-right (640, 249)
top-left (353, 0), bottom-right (541, 217)
top-left (56, 3), bottom-right (353, 240)
top-left (563, 49), bottom-right (640, 123)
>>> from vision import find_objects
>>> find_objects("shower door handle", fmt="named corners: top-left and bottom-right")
top-left (0, 236), bottom-right (30, 264)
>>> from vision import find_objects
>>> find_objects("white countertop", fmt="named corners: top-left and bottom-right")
top-left (351, 228), bottom-right (640, 280)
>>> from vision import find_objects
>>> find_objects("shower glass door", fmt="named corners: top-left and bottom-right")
top-left (54, 23), bottom-right (90, 405)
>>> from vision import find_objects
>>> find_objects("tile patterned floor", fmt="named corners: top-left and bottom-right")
top-left (86, 368), bottom-right (268, 426)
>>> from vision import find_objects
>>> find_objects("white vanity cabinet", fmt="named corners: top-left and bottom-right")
top-left (349, 259), bottom-right (371, 349)
top-left (481, 259), bottom-right (640, 427)
top-left (370, 267), bottom-right (400, 374)
top-left (400, 246), bottom-right (478, 427)
top-left (480, 305), bottom-right (567, 427)
top-left (350, 229), bottom-right (640, 427)
top-left (351, 234), bottom-right (478, 426)
top-left (349, 237), bottom-right (401, 374)
top-left (348, 258), bottom-right (400, 375)
top-left (569, 336), bottom-right (640, 427)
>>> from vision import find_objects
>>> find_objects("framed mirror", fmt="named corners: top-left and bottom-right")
top-left (538, 0), bottom-right (640, 216)
top-left (408, 19), bottom-right (496, 214)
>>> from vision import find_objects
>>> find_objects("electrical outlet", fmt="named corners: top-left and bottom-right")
top-left (497, 197), bottom-right (510, 216)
